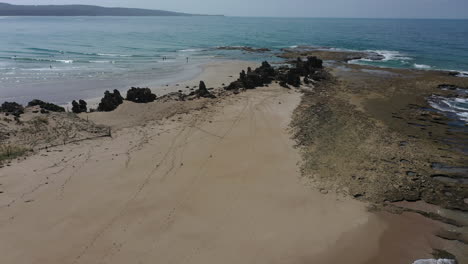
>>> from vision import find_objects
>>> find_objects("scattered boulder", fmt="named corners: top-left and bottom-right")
top-left (97, 89), bottom-right (124, 112)
top-left (27, 99), bottom-right (65, 112)
top-left (195, 81), bottom-right (216, 98)
top-left (126, 87), bottom-right (157, 103)
top-left (71, 100), bottom-right (87, 114)
top-left (0, 102), bottom-right (24, 117)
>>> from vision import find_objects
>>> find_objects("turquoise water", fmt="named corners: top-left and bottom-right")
top-left (1, 16), bottom-right (468, 104)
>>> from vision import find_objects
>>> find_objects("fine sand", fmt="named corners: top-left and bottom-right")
top-left (0, 61), bottom-right (446, 264)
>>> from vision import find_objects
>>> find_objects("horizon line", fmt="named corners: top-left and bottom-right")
top-left (1, 2), bottom-right (467, 20)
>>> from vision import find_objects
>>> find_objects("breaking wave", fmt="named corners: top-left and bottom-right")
top-left (428, 95), bottom-right (468, 122)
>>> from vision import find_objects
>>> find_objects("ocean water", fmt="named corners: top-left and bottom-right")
top-left (1, 16), bottom-right (468, 106)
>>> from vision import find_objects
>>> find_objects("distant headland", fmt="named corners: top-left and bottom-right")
top-left (0, 3), bottom-right (222, 16)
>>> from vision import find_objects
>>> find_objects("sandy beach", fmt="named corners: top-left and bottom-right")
top-left (0, 59), bottom-right (465, 264)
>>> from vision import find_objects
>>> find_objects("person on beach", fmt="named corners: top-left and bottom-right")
top-left (186, 57), bottom-right (189, 63)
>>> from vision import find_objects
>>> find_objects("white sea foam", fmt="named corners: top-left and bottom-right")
top-left (412, 259), bottom-right (456, 264)
top-left (179, 48), bottom-right (203, 52)
top-left (429, 95), bottom-right (468, 122)
top-left (414, 63), bottom-right (432, 69)
top-left (289, 45), bottom-right (298, 48)
top-left (97, 53), bottom-right (131, 57)
top-left (369, 50), bottom-right (412, 61)
top-left (456, 71), bottom-right (468, 77)
top-left (89, 60), bottom-right (114, 64)
top-left (57, 60), bottom-right (73, 64)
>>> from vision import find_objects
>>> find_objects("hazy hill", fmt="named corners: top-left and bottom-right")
top-left (0, 3), bottom-right (218, 16)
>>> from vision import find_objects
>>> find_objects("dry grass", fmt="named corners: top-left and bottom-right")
top-left (0, 144), bottom-right (29, 162)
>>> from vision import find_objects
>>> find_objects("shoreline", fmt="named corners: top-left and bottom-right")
top-left (1, 53), bottom-right (467, 263)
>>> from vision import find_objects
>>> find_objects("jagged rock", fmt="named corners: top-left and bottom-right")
top-left (27, 99), bottom-right (65, 112)
top-left (126, 87), bottom-right (157, 103)
top-left (0, 102), bottom-right (24, 117)
top-left (71, 99), bottom-right (87, 113)
top-left (195, 81), bottom-right (216, 98)
top-left (224, 58), bottom-right (324, 91)
top-left (295, 56), bottom-right (323, 76)
top-left (97, 89), bottom-right (124, 112)
top-left (225, 61), bottom-right (277, 91)
top-left (226, 80), bottom-right (244, 90)
top-left (278, 68), bottom-right (301, 87)
top-left (254, 61), bottom-right (276, 82)
top-left (310, 70), bottom-right (329, 81)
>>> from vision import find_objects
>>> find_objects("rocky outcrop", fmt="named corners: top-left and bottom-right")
top-left (71, 100), bottom-right (87, 114)
top-left (226, 61), bottom-right (277, 90)
top-left (295, 56), bottom-right (323, 75)
top-left (27, 99), bottom-right (65, 112)
top-left (97, 89), bottom-right (124, 112)
top-left (217, 46), bottom-right (271, 53)
top-left (277, 67), bottom-right (301, 88)
top-left (0, 102), bottom-right (24, 117)
top-left (225, 58), bottom-right (325, 91)
top-left (126, 87), bottom-right (157, 103)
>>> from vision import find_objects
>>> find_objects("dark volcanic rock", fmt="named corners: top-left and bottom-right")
top-left (253, 61), bottom-right (276, 84)
top-left (295, 56), bottom-right (323, 76)
top-left (126, 87), bottom-right (157, 103)
top-left (224, 58), bottom-right (327, 91)
top-left (225, 61), bottom-right (277, 91)
top-left (0, 102), bottom-right (24, 117)
top-left (27, 99), bottom-right (65, 112)
top-left (195, 81), bottom-right (216, 98)
top-left (277, 68), bottom-right (301, 87)
top-left (97, 89), bottom-right (124, 112)
top-left (71, 100), bottom-right (87, 114)
top-left (226, 80), bottom-right (244, 90)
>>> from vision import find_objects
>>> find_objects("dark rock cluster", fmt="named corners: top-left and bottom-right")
top-left (225, 57), bottom-right (326, 91)
top-left (72, 100), bottom-right (87, 114)
top-left (226, 61), bottom-right (277, 90)
top-left (27, 99), bottom-right (65, 112)
top-left (0, 102), bottom-right (24, 117)
top-left (193, 81), bottom-right (216, 98)
top-left (126, 87), bottom-right (157, 103)
top-left (97, 89), bottom-right (124, 112)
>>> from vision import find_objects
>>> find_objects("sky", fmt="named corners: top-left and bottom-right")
top-left (3, 0), bottom-right (468, 18)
